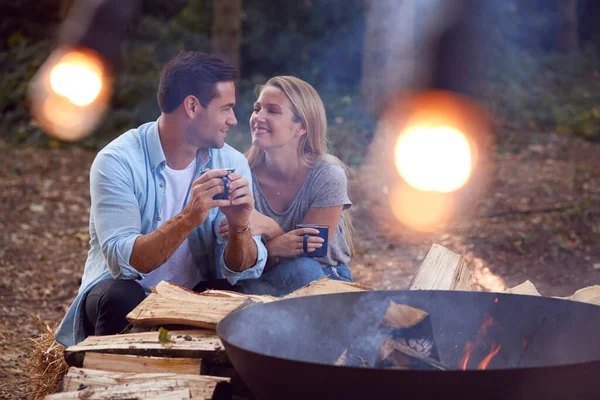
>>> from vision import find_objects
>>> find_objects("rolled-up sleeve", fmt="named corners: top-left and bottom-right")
top-left (90, 151), bottom-right (142, 280)
top-left (214, 158), bottom-right (266, 285)
top-left (218, 232), bottom-right (267, 285)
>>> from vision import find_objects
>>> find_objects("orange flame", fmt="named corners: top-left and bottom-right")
top-left (480, 315), bottom-right (495, 336)
top-left (460, 314), bottom-right (502, 370)
top-left (478, 344), bottom-right (502, 370)
top-left (460, 342), bottom-right (473, 370)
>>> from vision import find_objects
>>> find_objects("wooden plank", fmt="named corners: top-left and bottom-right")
top-left (62, 367), bottom-right (228, 396)
top-left (127, 281), bottom-right (252, 329)
top-left (82, 353), bottom-right (202, 374)
top-left (47, 379), bottom-right (210, 399)
top-left (64, 330), bottom-right (228, 368)
top-left (409, 244), bottom-right (472, 291)
top-left (284, 276), bottom-right (372, 299)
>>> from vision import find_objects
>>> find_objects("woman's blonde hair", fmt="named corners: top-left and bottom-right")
top-left (246, 76), bottom-right (355, 253)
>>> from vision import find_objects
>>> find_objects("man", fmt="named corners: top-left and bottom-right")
top-left (55, 52), bottom-right (267, 347)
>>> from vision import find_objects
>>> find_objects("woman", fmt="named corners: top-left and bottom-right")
top-left (219, 76), bottom-right (354, 296)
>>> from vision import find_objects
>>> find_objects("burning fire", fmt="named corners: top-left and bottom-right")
top-left (478, 344), bottom-right (502, 370)
top-left (460, 315), bottom-right (502, 370)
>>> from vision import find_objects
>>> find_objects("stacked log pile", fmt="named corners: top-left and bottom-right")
top-left (48, 278), bottom-right (372, 399)
top-left (48, 244), bottom-right (600, 399)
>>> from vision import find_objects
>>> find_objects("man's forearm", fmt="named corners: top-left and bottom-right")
top-left (224, 227), bottom-right (258, 272)
top-left (130, 213), bottom-right (196, 274)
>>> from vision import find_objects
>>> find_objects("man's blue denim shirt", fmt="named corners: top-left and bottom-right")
top-left (55, 120), bottom-right (267, 347)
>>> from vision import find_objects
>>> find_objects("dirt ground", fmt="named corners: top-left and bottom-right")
top-left (1, 134), bottom-right (599, 399)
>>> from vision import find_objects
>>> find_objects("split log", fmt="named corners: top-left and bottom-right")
top-left (376, 301), bottom-right (446, 370)
top-left (62, 367), bottom-right (229, 397)
top-left (126, 281), bottom-right (262, 329)
top-left (64, 330), bottom-right (228, 369)
top-left (377, 338), bottom-right (448, 370)
top-left (560, 285), bottom-right (600, 306)
top-left (409, 244), bottom-right (472, 291)
top-left (47, 378), bottom-right (222, 399)
top-left (506, 281), bottom-right (600, 306)
top-left (505, 280), bottom-right (541, 296)
top-left (379, 300), bottom-right (429, 329)
top-left (82, 353), bottom-right (202, 374)
top-left (284, 276), bottom-right (372, 299)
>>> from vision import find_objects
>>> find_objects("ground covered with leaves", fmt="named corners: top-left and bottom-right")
top-left (1, 134), bottom-right (599, 399)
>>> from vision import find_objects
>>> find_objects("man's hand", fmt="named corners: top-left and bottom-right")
top-left (219, 172), bottom-right (253, 230)
top-left (182, 169), bottom-right (230, 226)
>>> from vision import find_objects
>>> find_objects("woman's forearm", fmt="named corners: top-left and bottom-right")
top-left (259, 214), bottom-right (285, 242)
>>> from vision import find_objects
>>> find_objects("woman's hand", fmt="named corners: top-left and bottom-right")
top-left (266, 227), bottom-right (324, 258)
top-left (219, 209), bottom-right (282, 239)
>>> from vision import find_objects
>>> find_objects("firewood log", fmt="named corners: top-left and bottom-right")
top-left (410, 244), bottom-right (472, 291)
top-left (375, 301), bottom-right (445, 370)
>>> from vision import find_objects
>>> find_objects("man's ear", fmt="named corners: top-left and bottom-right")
top-left (183, 96), bottom-right (200, 118)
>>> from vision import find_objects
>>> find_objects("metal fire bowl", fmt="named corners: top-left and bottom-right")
top-left (217, 290), bottom-right (600, 400)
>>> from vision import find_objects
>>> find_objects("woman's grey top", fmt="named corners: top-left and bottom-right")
top-left (252, 156), bottom-right (352, 267)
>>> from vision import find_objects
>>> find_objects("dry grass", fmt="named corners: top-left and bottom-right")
top-left (27, 317), bottom-right (68, 400)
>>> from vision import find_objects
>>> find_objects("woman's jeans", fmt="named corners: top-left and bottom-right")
top-left (235, 257), bottom-right (353, 297)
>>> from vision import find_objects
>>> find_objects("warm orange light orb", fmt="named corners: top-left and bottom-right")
top-left (49, 54), bottom-right (103, 107)
top-left (373, 90), bottom-right (492, 232)
top-left (395, 125), bottom-right (472, 193)
top-left (28, 47), bottom-right (112, 141)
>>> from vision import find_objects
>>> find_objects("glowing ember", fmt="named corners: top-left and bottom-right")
top-left (395, 125), bottom-right (472, 193)
top-left (478, 344), bottom-right (502, 370)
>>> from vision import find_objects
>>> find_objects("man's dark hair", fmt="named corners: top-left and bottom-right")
top-left (157, 52), bottom-right (239, 113)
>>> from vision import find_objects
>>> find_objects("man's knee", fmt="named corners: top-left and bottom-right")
top-left (99, 280), bottom-right (146, 313)
top-left (84, 279), bottom-right (146, 337)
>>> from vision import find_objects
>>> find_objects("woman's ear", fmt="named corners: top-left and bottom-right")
top-left (297, 123), bottom-right (307, 136)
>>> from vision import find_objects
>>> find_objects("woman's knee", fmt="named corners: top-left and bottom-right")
top-left (279, 257), bottom-right (324, 281)
top-left (265, 257), bottom-right (325, 295)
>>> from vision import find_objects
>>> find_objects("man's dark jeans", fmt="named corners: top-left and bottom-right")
top-left (82, 278), bottom-right (235, 337)
top-left (83, 279), bottom-right (146, 337)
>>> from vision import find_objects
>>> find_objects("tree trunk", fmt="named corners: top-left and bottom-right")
top-left (557, 0), bottom-right (578, 52)
top-left (211, 0), bottom-right (242, 68)
top-left (361, 0), bottom-right (418, 115)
